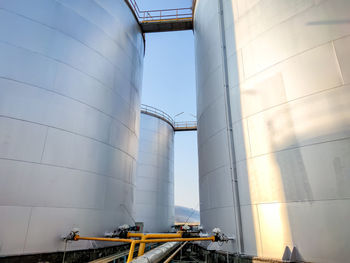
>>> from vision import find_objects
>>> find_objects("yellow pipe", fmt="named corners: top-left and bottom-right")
top-left (126, 233), bottom-right (143, 238)
top-left (137, 235), bottom-right (146, 257)
top-left (74, 235), bottom-right (133, 243)
top-left (126, 232), bottom-right (183, 256)
top-left (135, 237), bottom-right (216, 243)
top-left (164, 241), bottom-right (188, 263)
top-left (128, 241), bottom-right (136, 262)
top-left (74, 234), bottom-right (215, 263)
top-left (127, 232), bottom-right (183, 239)
top-left (126, 237), bottom-right (215, 262)
top-left (74, 235), bottom-right (215, 244)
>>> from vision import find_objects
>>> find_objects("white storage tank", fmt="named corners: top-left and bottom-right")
top-left (0, 0), bottom-right (144, 256)
top-left (134, 106), bottom-right (175, 233)
top-left (194, 0), bottom-right (350, 262)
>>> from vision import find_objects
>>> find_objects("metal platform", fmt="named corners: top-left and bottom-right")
top-left (174, 121), bottom-right (197, 132)
top-left (141, 105), bottom-right (197, 132)
top-left (141, 19), bottom-right (193, 33)
top-left (126, 0), bottom-right (193, 33)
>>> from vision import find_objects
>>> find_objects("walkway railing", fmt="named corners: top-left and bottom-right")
top-left (127, 0), bottom-right (193, 23)
top-left (174, 121), bottom-right (197, 131)
top-left (141, 104), bottom-right (197, 132)
top-left (141, 104), bottom-right (175, 128)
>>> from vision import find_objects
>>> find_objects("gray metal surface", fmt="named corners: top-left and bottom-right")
top-left (194, 0), bottom-right (350, 262)
top-left (131, 242), bottom-right (179, 263)
top-left (0, 0), bottom-right (144, 256)
top-left (134, 112), bottom-right (175, 233)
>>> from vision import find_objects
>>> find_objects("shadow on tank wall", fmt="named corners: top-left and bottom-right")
top-left (196, 0), bottom-right (350, 262)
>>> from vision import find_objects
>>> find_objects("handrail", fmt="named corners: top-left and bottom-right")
top-left (126, 0), bottom-right (193, 23)
top-left (175, 121), bottom-right (197, 128)
top-left (141, 104), bottom-right (197, 132)
top-left (141, 104), bottom-right (175, 128)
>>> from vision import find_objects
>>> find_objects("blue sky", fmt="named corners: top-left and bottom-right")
top-left (138, 0), bottom-right (199, 210)
top-left (136, 0), bottom-right (193, 10)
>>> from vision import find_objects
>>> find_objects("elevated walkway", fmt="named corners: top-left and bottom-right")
top-left (141, 18), bottom-right (193, 33)
top-left (141, 105), bottom-right (197, 132)
top-left (174, 121), bottom-right (197, 132)
top-left (126, 0), bottom-right (193, 33)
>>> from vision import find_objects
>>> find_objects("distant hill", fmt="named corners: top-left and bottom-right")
top-left (175, 206), bottom-right (200, 223)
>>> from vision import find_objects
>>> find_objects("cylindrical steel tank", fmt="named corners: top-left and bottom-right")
top-left (134, 109), bottom-right (175, 233)
top-left (194, 0), bottom-right (350, 262)
top-left (0, 0), bottom-right (144, 256)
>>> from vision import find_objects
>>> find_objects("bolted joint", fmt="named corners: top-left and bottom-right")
top-left (62, 229), bottom-right (80, 241)
top-left (107, 224), bottom-right (141, 238)
top-left (212, 227), bottom-right (230, 242)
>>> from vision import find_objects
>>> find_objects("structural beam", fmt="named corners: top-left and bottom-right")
top-left (141, 19), bottom-right (193, 33)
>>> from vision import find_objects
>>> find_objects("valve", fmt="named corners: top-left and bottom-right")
top-left (180, 224), bottom-right (193, 237)
top-left (62, 228), bottom-right (80, 241)
top-left (105, 224), bottom-right (141, 238)
top-left (109, 225), bottom-right (129, 238)
top-left (212, 228), bottom-right (229, 242)
top-left (119, 224), bottom-right (130, 231)
top-left (212, 228), bottom-right (221, 235)
top-left (182, 224), bottom-right (191, 231)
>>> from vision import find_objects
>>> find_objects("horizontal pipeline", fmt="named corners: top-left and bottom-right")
top-left (73, 235), bottom-right (216, 262)
top-left (126, 232), bottom-right (183, 256)
top-left (74, 235), bottom-right (215, 243)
